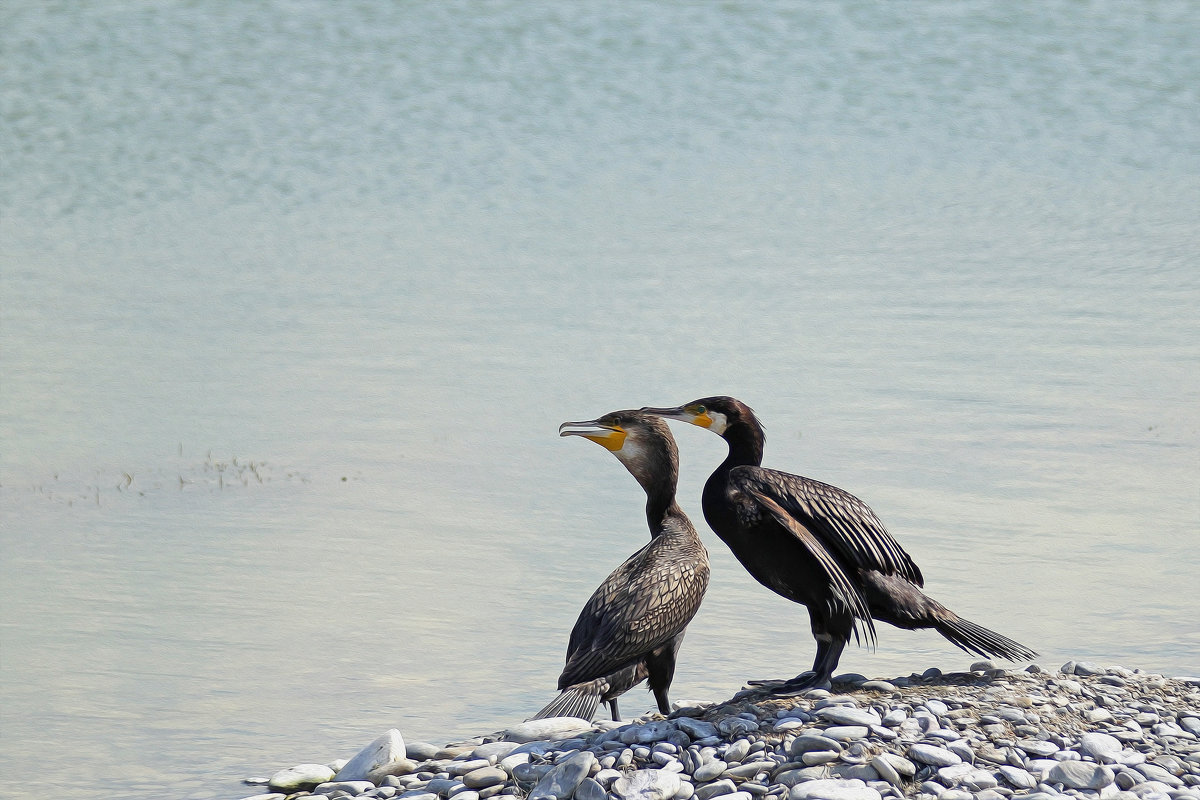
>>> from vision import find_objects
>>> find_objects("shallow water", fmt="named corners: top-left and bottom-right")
top-left (1, 2), bottom-right (1198, 798)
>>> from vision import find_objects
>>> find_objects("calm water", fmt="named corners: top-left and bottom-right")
top-left (2, 2), bottom-right (1198, 798)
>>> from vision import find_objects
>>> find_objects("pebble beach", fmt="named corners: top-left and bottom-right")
top-left (240, 660), bottom-right (1200, 800)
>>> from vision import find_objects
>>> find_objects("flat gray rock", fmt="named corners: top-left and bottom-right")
top-left (693, 760), bottom-right (728, 782)
top-left (788, 778), bottom-right (882, 800)
top-left (527, 751), bottom-right (598, 800)
top-left (1048, 761), bottom-right (1115, 790)
top-left (724, 739), bottom-right (751, 763)
top-left (575, 777), bottom-right (608, 800)
top-left (787, 734), bottom-right (844, 753)
top-left (869, 755), bottom-right (900, 785)
top-left (874, 752), bottom-right (915, 778)
top-left (676, 718), bottom-right (719, 740)
top-left (998, 766), bottom-right (1038, 789)
top-left (620, 721), bottom-right (677, 744)
top-left (335, 729), bottom-right (406, 782)
top-left (1017, 739), bottom-right (1059, 758)
top-left (463, 767), bottom-right (508, 790)
top-left (611, 768), bottom-right (682, 800)
top-left (695, 779), bottom-right (737, 800)
top-left (314, 780), bottom-right (377, 796)
top-left (822, 726), bottom-right (869, 741)
top-left (1080, 732), bottom-right (1123, 761)
top-left (472, 741), bottom-right (520, 762)
top-left (504, 718), bottom-right (593, 743)
top-left (267, 763), bottom-right (335, 792)
top-left (908, 743), bottom-right (961, 767)
top-left (815, 706), bottom-right (882, 727)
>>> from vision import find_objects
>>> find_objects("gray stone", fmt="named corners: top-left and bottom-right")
top-left (963, 770), bottom-right (999, 791)
top-left (938, 791), bottom-right (972, 800)
top-left (406, 742), bottom-right (440, 761)
top-left (695, 779), bottom-right (737, 800)
top-left (621, 721), bottom-right (678, 745)
top-left (717, 717), bottom-right (759, 737)
top-left (725, 761), bottom-right (772, 779)
top-left (1135, 764), bottom-right (1183, 788)
top-left (473, 742), bottom-right (521, 763)
top-left (463, 768), bottom-right (509, 790)
top-left (240, 795), bottom-right (286, 800)
top-left (529, 751), bottom-right (598, 800)
top-left (792, 735), bottom-right (843, 756)
top-left (724, 739), bottom-right (751, 764)
top-left (513, 763), bottom-right (553, 783)
top-left (861, 681), bottom-right (897, 692)
top-left (675, 784), bottom-right (695, 800)
top-left (923, 700), bottom-right (949, 717)
top-left (830, 764), bottom-right (879, 782)
top-left (882, 710), bottom-right (907, 727)
top-left (909, 744), bottom-right (962, 767)
top-left (1050, 761), bottom-right (1115, 790)
top-left (1080, 732), bottom-right (1124, 762)
top-left (499, 752), bottom-right (530, 774)
top-left (804, 751), bottom-right (843, 767)
top-left (446, 760), bottom-right (492, 777)
top-left (1073, 662), bottom-right (1106, 675)
top-left (823, 726), bottom-right (869, 741)
top-left (268, 763), bottom-right (337, 792)
top-left (1180, 718), bottom-right (1200, 736)
top-left (1017, 740), bottom-right (1059, 758)
top-left (999, 766), bottom-right (1038, 789)
top-left (427, 778), bottom-right (466, 795)
top-left (788, 778), bottom-right (883, 800)
top-left (693, 760), bottom-right (728, 782)
top-left (576, 777), bottom-right (608, 800)
top-left (937, 763), bottom-right (976, 787)
top-left (335, 729), bottom-right (407, 782)
top-left (504, 718), bottom-right (594, 743)
top-left (368, 760), bottom-right (419, 784)
top-left (869, 756), bottom-right (901, 786)
top-left (314, 780), bottom-right (377, 796)
top-left (875, 753), bottom-right (916, 778)
top-left (816, 707), bottom-right (883, 727)
top-left (612, 769), bottom-right (683, 800)
top-left (677, 718), bottom-right (720, 740)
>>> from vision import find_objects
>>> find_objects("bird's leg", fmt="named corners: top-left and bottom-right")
top-left (773, 631), bottom-right (845, 695)
top-left (608, 698), bottom-right (621, 722)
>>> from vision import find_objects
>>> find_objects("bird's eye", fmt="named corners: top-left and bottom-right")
top-left (692, 405), bottom-right (706, 415)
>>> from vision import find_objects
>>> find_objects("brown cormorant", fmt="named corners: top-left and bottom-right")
top-left (534, 411), bottom-right (710, 721)
top-left (640, 396), bottom-right (1035, 691)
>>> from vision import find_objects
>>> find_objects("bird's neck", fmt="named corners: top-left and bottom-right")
top-left (644, 486), bottom-right (684, 536)
top-left (718, 419), bottom-right (765, 471)
top-left (703, 420), bottom-right (765, 530)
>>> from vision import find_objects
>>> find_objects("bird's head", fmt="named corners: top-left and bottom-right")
top-left (559, 410), bottom-right (678, 490)
top-left (638, 396), bottom-right (756, 437)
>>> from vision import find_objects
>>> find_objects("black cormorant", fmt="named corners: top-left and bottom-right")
top-left (534, 411), bottom-right (710, 721)
top-left (641, 396), bottom-right (1035, 691)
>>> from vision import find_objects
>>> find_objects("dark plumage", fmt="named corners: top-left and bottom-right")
top-left (641, 396), bottom-right (1035, 691)
top-left (534, 411), bottom-right (710, 721)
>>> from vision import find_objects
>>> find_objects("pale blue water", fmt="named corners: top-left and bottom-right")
top-left (2, 2), bottom-right (1198, 798)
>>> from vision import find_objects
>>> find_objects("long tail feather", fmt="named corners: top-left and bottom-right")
top-left (532, 686), bottom-right (601, 721)
top-left (935, 616), bottom-right (1037, 661)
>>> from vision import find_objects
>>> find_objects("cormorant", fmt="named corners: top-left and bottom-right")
top-left (640, 396), bottom-right (1035, 691)
top-left (534, 411), bottom-right (710, 721)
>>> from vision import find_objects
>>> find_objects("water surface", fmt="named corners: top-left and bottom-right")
top-left (2, 2), bottom-right (1197, 799)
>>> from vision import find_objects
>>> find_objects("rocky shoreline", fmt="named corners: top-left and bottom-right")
top-left (240, 661), bottom-right (1200, 800)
